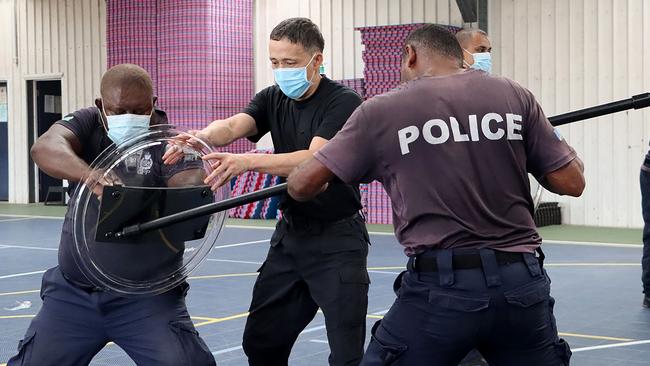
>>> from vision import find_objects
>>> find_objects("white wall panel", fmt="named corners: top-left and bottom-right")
top-left (253, 0), bottom-right (464, 91)
top-left (490, 0), bottom-right (650, 228)
top-left (0, 0), bottom-right (106, 203)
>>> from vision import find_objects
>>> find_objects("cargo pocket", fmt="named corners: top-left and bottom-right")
top-left (503, 276), bottom-right (550, 308)
top-left (169, 321), bottom-right (216, 366)
top-left (554, 338), bottom-right (572, 365)
top-left (364, 320), bottom-right (407, 365)
top-left (428, 290), bottom-right (490, 312)
top-left (338, 265), bottom-right (370, 327)
top-left (9, 329), bottom-right (36, 365)
top-left (321, 219), bottom-right (369, 254)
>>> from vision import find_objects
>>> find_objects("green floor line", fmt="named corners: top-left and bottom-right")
top-left (0, 203), bottom-right (643, 245)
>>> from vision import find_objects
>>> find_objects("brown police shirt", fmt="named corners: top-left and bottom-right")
top-left (314, 70), bottom-right (576, 255)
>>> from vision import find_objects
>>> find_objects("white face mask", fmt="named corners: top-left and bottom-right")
top-left (101, 104), bottom-right (153, 145)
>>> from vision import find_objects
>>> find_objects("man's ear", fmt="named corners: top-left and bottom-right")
top-left (406, 45), bottom-right (417, 68)
top-left (313, 53), bottom-right (323, 72)
top-left (95, 98), bottom-right (108, 130)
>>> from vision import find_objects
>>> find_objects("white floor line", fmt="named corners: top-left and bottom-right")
top-left (211, 345), bottom-right (245, 356)
top-left (0, 218), bottom-right (34, 223)
top-left (225, 224), bottom-right (275, 231)
top-left (0, 214), bottom-right (63, 220)
top-left (0, 270), bottom-right (46, 280)
top-left (368, 270), bottom-right (401, 275)
top-left (309, 339), bottom-right (329, 344)
top-left (300, 324), bottom-right (327, 334)
top-left (545, 263), bottom-right (640, 267)
top-left (572, 339), bottom-right (650, 352)
top-left (212, 239), bottom-right (269, 249)
top-left (206, 259), bottom-right (263, 265)
top-left (543, 240), bottom-right (641, 248)
top-left (0, 244), bottom-right (57, 251)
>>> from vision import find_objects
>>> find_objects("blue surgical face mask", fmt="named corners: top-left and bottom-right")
top-left (273, 54), bottom-right (317, 100)
top-left (467, 50), bottom-right (492, 74)
top-left (101, 104), bottom-right (153, 145)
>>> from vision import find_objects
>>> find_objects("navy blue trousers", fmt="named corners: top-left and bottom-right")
top-left (8, 267), bottom-right (216, 366)
top-left (640, 157), bottom-right (650, 294)
top-left (361, 249), bottom-right (571, 366)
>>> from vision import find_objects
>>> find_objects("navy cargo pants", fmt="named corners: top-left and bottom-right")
top-left (361, 248), bottom-right (571, 366)
top-left (8, 266), bottom-right (216, 366)
top-left (242, 213), bottom-right (370, 366)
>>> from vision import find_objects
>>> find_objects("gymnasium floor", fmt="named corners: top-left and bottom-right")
top-left (0, 206), bottom-right (649, 365)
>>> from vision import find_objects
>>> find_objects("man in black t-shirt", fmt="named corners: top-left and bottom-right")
top-left (8, 64), bottom-right (216, 366)
top-left (163, 18), bottom-right (369, 366)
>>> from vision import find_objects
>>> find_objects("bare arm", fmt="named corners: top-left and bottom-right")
top-left (202, 113), bottom-right (259, 147)
top-left (163, 113), bottom-right (259, 165)
top-left (539, 157), bottom-right (585, 197)
top-left (202, 137), bottom-right (329, 189)
top-left (30, 124), bottom-right (92, 182)
top-left (287, 157), bottom-right (335, 201)
top-left (245, 137), bottom-right (328, 177)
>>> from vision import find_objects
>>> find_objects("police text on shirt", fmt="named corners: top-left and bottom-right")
top-left (398, 113), bottom-right (523, 155)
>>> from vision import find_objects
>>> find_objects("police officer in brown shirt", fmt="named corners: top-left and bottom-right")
top-left (288, 25), bottom-right (585, 366)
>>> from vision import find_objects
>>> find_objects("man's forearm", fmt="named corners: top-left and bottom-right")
top-left (245, 150), bottom-right (313, 177)
top-left (204, 113), bottom-right (257, 147)
top-left (204, 121), bottom-right (238, 147)
top-left (31, 140), bottom-right (91, 182)
top-left (287, 157), bottom-right (335, 201)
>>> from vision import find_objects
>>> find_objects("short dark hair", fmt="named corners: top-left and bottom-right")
top-left (270, 17), bottom-right (325, 53)
top-left (455, 28), bottom-right (488, 48)
top-left (404, 24), bottom-right (463, 64)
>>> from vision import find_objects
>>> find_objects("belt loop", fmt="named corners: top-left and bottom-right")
top-left (524, 252), bottom-right (542, 277)
top-left (436, 249), bottom-right (454, 287)
top-left (479, 249), bottom-right (502, 287)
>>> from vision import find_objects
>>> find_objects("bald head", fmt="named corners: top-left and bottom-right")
top-left (100, 64), bottom-right (153, 97)
top-left (96, 64), bottom-right (155, 118)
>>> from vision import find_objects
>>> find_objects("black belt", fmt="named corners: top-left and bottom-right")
top-left (411, 251), bottom-right (525, 272)
top-left (282, 211), bottom-right (361, 227)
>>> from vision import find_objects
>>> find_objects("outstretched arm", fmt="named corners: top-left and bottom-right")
top-left (202, 137), bottom-right (328, 190)
top-left (287, 157), bottom-right (334, 201)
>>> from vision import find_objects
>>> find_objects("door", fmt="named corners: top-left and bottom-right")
top-left (28, 80), bottom-right (62, 202)
top-left (0, 83), bottom-right (7, 201)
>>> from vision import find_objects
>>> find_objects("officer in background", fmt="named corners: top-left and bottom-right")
top-left (640, 152), bottom-right (650, 307)
top-left (164, 17), bottom-right (369, 366)
top-left (9, 64), bottom-right (215, 365)
top-left (288, 25), bottom-right (584, 365)
top-left (456, 28), bottom-right (492, 73)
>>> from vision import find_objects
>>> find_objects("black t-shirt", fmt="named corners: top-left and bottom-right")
top-left (55, 107), bottom-right (202, 285)
top-left (243, 77), bottom-right (363, 220)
